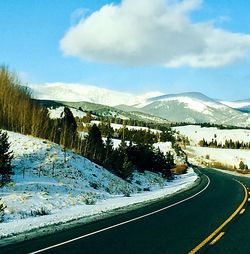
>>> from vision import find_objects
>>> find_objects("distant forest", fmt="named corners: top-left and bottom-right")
top-left (171, 122), bottom-right (250, 130)
top-left (199, 138), bottom-right (250, 150)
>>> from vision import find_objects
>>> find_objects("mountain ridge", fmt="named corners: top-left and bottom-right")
top-left (30, 83), bottom-right (250, 127)
top-left (29, 83), bottom-right (163, 107)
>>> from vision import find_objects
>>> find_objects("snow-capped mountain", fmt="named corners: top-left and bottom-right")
top-left (132, 92), bottom-right (250, 127)
top-left (29, 83), bottom-right (163, 107)
top-left (220, 99), bottom-right (250, 113)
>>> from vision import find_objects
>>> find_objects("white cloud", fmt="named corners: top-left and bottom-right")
top-left (70, 8), bottom-right (89, 25)
top-left (60, 0), bottom-right (250, 68)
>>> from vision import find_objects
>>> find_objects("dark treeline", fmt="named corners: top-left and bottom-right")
top-left (79, 111), bottom-right (250, 133)
top-left (80, 123), bottom-right (175, 180)
top-left (78, 113), bottom-right (172, 132)
top-left (97, 120), bottom-right (176, 144)
top-left (78, 120), bottom-right (180, 179)
top-left (198, 138), bottom-right (250, 150)
top-left (171, 122), bottom-right (250, 130)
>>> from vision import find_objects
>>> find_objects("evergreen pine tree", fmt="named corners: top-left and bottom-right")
top-left (120, 155), bottom-right (133, 180)
top-left (119, 138), bottom-right (127, 151)
top-left (0, 130), bottom-right (14, 185)
top-left (60, 107), bottom-right (78, 148)
top-left (85, 124), bottom-right (104, 163)
top-left (239, 161), bottom-right (245, 170)
top-left (0, 197), bottom-right (7, 222)
top-left (152, 148), bottom-right (167, 173)
top-left (166, 151), bottom-right (175, 169)
top-left (104, 132), bottom-right (113, 165)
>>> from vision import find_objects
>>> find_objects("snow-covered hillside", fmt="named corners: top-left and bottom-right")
top-left (0, 131), bottom-right (197, 238)
top-left (135, 92), bottom-right (220, 111)
top-left (29, 83), bottom-right (162, 107)
top-left (134, 92), bottom-right (250, 127)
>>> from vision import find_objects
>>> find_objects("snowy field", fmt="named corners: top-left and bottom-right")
top-left (173, 125), bottom-right (250, 170)
top-left (186, 146), bottom-right (250, 169)
top-left (173, 125), bottom-right (250, 145)
top-left (0, 131), bottom-right (197, 239)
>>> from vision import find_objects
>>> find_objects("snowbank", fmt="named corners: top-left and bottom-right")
top-left (0, 168), bottom-right (197, 239)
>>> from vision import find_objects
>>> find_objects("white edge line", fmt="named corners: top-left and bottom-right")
top-left (30, 174), bottom-right (210, 254)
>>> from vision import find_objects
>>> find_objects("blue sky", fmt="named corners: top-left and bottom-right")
top-left (0, 0), bottom-right (250, 100)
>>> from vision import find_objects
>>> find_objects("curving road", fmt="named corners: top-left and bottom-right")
top-left (1, 168), bottom-right (250, 254)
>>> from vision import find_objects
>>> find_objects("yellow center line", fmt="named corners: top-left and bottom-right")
top-left (189, 180), bottom-right (248, 254)
top-left (209, 232), bottom-right (225, 245)
top-left (240, 208), bottom-right (246, 215)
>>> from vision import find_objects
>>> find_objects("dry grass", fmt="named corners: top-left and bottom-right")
top-left (236, 169), bottom-right (250, 175)
top-left (207, 161), bottom-right (250, 174)
top-left (171, 164), bottom-right (188, 175)
top-left (207, 161), bottom-right (235, 171)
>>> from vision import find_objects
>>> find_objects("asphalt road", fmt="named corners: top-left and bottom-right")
top-left (1, 168), bottom-right (250, 254)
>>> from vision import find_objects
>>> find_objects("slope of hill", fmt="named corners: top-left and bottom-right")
top-left (0, 131), bottom-right (197, 238)
top-left (36, 99), bottom-right (170, 124)
top-left (133, 92), bottom-right (250, 127)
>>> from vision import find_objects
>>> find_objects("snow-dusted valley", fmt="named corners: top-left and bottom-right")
top-left (0, 131), bottom-right (197, 239)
